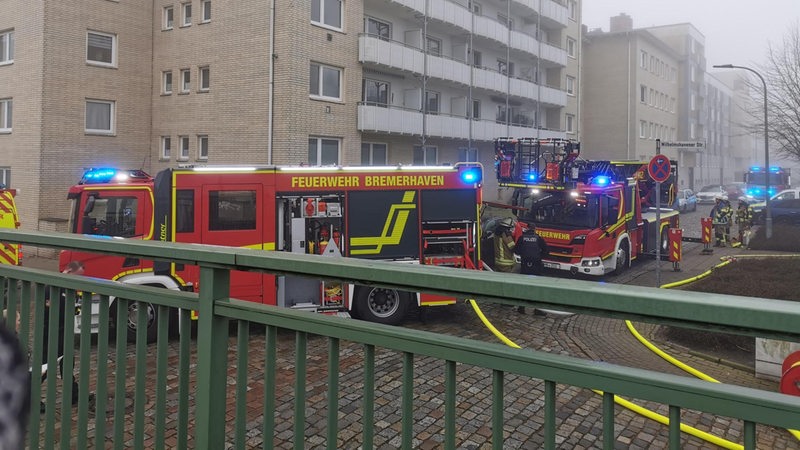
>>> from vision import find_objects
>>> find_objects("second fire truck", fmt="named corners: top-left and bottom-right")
top-left (60, 164), bottom-right (483, 341)
top-left (494, 137), bottom-right (679, 276)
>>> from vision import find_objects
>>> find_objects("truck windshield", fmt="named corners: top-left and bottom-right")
top-left (81, 195), bottom-right (140, 237)
top-left (746, 172), bottom-right (786, 186)
top-left (520, 191), bottom-right (599, 229)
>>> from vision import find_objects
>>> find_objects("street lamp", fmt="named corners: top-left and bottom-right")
top-left (713, 64), bottom-right (772, 239)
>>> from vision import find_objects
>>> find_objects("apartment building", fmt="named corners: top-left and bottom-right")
top-left (0, 0), bottom-right (578, 235)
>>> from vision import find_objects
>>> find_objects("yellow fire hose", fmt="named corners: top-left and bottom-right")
top-left (468, 252), bottom-right (800, 447)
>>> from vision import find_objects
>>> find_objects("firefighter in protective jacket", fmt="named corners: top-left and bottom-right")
top-left (515, 223), bottom-right (549, 275)
top-left (493, 218), bottom-right (518, 273)
top-left (710, 195), bottom-right (732, 247)
top-left (735, 199), bottom-right (753, 245)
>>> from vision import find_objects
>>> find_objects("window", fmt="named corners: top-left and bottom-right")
top-left (471, 99), bottom-right (480, 120)
top-left (175, 190), bottom-right (195, 233)
top-left (690, 123), bottom-right (696, 139)
top-left (182, 2), bottom-right (192, 26)
top-left (472, 49), bottom-right (482, 67)
top-left (458, 147), bottom-right (478, 162)
top-left (366, 17), bottom-right (390, 40)
top-left (161, 136), bottom-right (172, 159)
top-left (201, 0), bottom-right (211, 23)
top-left (0, 30), bottom-right (14, 64)
top-left (497, 13), bottom-right (512, 29)
top-left (311, 0), bottom-right (342, 30)
top-left (691, 94), bottom-right (696, 110)
top-left (362, 79), bottom-right (388, 106)
top-left (180, 69), bottom-right (191, 93)
top-left (361, 143), bottom-right (387, 165)
top-left (469, 1), bottom-right (481, 15)
top-left (413, 145), bottom-right (437, 166)
top-left (310, 63), bottom-right (341, 101)
top-left (640, 84), bottom-right (646, 103)
top-left (82, 196), bottom-right (140, 237)
top-left (163, 71), bottom-right (173, 94)
top-left (497, 59), bottom-right (514, 76)
top-left (199, 66), bottom-right (210, 91)
top-left (566, 76), bottom-right (575, 96)
top-left (0, 168), bottom-right (10, 189)
top-left (568, 0), bottom-right (577, 20)
top-left (85, 100), bottom-right (114, 134)
top-left (639, 120), bottom-right (647, 138)
top-left (198, 135), bottom-right (209, 160)
top-left (565, 114), bottom-right (575, 134)
top-left (87, 31), bottom-right (116, 66)
top-left (648, 88), bottom-right (654, 106)
top-left (424, 91), bottom-right (439, 115)
top-left (163, 7), bottom-right (174, 30)
top-left (425, 36), bottom-right (441, 56)
top-left (308, 137), bottom-right (340, 166)
top-left (567, 37), bottom-right (576, 58)
top-left (209, 191), bottom-right (256, 231)
top-left (0, 99), bottom-right (11, 132)
top-left (640, 51), bottom-right (647, 69)
top-left (179, 136), bottom-right (190, 159)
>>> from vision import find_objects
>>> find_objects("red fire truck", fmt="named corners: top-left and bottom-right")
top-left (0, 188), bottom-right (22, 266)
top-left (60, 164), bottom-right (483, 341)
top-left (494, 137), bottom-right (679, 276)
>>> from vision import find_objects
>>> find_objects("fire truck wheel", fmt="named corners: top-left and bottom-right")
top-left (660, 229), bottom-right (670, 254)
top-left (354, 287), bottom-right (409, 325)
top-left (613, 240), bottom-right (630, 274)
top-left (118, 300), bottom-right (158, 343)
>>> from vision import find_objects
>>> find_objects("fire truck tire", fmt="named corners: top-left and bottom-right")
top-left (111, 299), bottom-right (159, 343)
top-left (353, 287), bottom-right (410, 325)
top-left (660, 229), bottom-right (670, 254)
top-left (613, 240), bottom-right (630, 274)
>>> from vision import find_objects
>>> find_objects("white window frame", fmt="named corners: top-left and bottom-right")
top-left (365, 16), bottom-right (391, 40)
top-left (308, 137), bottom-right (341, 166)
top-left (469, 1), bottom-right (481, 15)
top-left (640, 51), bottom-right (647, 69)
top-left (413, 145), bottom-right (438, 166)
top-left (639, 120), bottom-right (647, 138)
top-left (180, 69), bottom-right (191, 93)
top-left (0, 99), bottom-right (11, 132)
top-left (0, 30), bottom-right (14, 65)
top-left (179, 136), bottom-right (190, 160)
top-left (163, 71), bottom-right (173, 94)
top-left (85, 99), bottom-right (115, 135)
top-left (566, 76), bottom-right (575, 96)
top-left (201, 0), bottom-right (211, 23)
top-left (425, 36), bottom-right (441, 56)
top-left (362, 78), bottom-right (389, 106)
top-left (361, 142), bottom-right (388, 166)
top-left (565, 114), bottom-right (575, 134)
top-left (161, 136), bottom-right (172, 160)
top-left (310, 63), bottom-right (342, 101)
top-left (199, 66), bottom-right (210, 92)
top-left (566, 37), bottom-right (576, 58)
top-left (568, 0), bottom-right (577, 21)
top-left (471, 99), bottom-right (480, 120)
top-left (311, 0), bottom-right (343, 32)
top-left (640, 85), bottom-right (646, 103)
top-left (86, 31), bottom-right (116, 67)
top-left (0, 168), bottom-right (10, 189)
top-left (163, 6), bottom-right (174, 30)
top-left (182, 2), bottom-right (192, 27)
top-left (424, 90), bottom-right (439, 115)
top-left (198, 135), bottom-right (209, 160)
top-left (458, 147), bottom-right (479, 163)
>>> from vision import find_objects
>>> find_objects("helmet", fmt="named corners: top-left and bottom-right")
top-left (738, 199), bottom-right (749, 206)
top-left (499, 217), bottom-right (514, 229)
top-left (721, 194), bottom-right (728, 201)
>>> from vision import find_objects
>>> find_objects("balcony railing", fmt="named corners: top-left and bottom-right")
top-left (1, 230), bottom-right (798, 449)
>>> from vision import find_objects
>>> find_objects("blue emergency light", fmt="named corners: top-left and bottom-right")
top-left (750, 166), bottom-right (762, 172)
top-left (83, 168), bottom-right (119, 183)
top-left (460, 167), bottom-right (482, 184)
top-left (770, 166), bottom-right (780, 173)
top-left (80, 168), bottom-right (151, 184)
top-left (526, 173), bottom-right (538, 182)
top-left (591, 175), bottom-right (610, 186)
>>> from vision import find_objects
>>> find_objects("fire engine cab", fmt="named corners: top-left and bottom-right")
top-left (494, 137), bottom-right (679, 276)
top-left (61, 164), bottom-right (483, 341)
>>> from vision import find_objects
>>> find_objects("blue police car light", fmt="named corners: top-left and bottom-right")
top-left (750, 166), bottom-right (762, 172)
top-left (593, 175), bottom-right (610, 186)
top-left (460, 168), bottom-right (481, 184)
top-left (769, 166), bottom-right (780, 173)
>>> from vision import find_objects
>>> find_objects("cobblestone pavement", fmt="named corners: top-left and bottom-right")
top-left (23, 245), bottom-right (799, 449)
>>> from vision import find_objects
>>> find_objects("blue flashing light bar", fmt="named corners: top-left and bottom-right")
top-left (460, 167), bottom-right (482, 184)
top-left (526, 173), bottom-right (538, 182)
top-left (81, 168), bottom-right (151, 184)
top-left (750, 166), bottom-right (763, 172)
top-left (770, 166), bottom-right (780, 173)
top-left (592, 175), bottom-right (611, 186)
top-left (83, 168), bottom-right (119, 183)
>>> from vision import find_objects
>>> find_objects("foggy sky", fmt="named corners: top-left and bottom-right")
top-left (582, 0), bottom-right (799, 69)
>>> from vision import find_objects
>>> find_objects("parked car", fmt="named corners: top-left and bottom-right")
top-left (750, 188), bottom-right (800, 222)
top-left (695, 185), bottom-right (726, 204)
top-left (724, 182), bottom-right (746, 201)
top-left (677, 189), bottom-right (697, 212)
top-left (769, 198), bottom-right (800, 226)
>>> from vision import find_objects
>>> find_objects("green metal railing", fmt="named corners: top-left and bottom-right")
top-left (0, 229), bottom-right (799, 449)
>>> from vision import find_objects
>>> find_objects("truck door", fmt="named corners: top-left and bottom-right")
top-left (200, 185), bottom-right (264, 303)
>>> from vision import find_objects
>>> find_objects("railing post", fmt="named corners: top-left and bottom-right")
top-left (195, 265), bottom-right (230, 450)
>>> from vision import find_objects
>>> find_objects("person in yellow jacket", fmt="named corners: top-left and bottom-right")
top-left (735, 199), bottom-right (754, 246)
top-left (493, 218), bottom-right (519, 273)
top-left (710, 195), bottom-right (732, 247)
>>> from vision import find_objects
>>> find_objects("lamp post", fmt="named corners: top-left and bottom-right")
top-left (713, 64), bottom-right (772, 239)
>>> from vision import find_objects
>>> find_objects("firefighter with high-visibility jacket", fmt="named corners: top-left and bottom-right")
top-left (493, 217), bottom-right (518, 273)
top-left (710, 195), bottom-right (732, 247)
top-left (735, 199), bottom-right (754, 247)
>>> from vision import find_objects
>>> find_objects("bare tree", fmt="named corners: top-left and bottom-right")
top-left (757, 22), bottom-right (800, 162)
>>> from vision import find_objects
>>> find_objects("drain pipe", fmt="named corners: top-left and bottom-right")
top-left (267, 0), bottom-right (276, 164)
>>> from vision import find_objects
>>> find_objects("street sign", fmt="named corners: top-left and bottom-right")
top-left (648, 155), bottom-right (671, 183)
top-left (660, 141), bottom-right (705, 150)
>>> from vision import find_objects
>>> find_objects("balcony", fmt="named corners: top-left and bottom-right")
top-left (358, 103), bottom-right (565, 141)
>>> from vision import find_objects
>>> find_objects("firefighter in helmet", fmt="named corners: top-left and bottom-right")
top-left (735, 199), bottom-right (754, 246)
top-left (710, 194), bottom-right (732, 247)
top-left (493, 217), bottom-right (518, 273)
